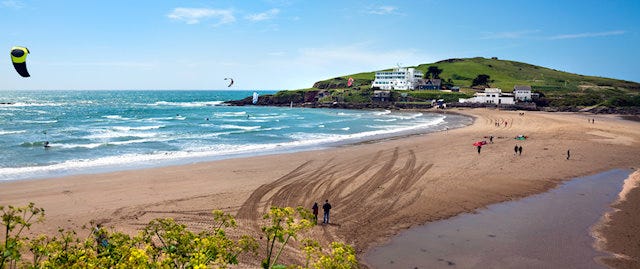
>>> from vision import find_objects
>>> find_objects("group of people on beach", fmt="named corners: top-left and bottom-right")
top-left (312, 200), bottom-right (332, 225)
top-left (514, 145), bottom-right (523, 155)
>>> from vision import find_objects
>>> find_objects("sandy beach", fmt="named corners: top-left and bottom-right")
top-left (1, 108), bottom-right (639, 267)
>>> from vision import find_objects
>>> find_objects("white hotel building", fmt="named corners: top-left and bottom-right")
top-left (458, 88), bottom-right (515, 105)
top-left (371, 67), bottom-right (423, 90)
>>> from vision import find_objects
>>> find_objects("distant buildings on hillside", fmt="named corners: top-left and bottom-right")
top-left (458, 85), bottom-right (537, 104)
top-left (369, 67), bottom-right (537, 104)
top-left (371, 67), bottom-right (423, 90)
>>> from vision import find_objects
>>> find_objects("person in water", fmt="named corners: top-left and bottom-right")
top-left (44, 141), bottom-right (50, 148)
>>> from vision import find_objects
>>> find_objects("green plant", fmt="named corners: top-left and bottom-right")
top-left (261, 206), bottom-right (314, 269)
top-left (1, 203), bottom-right (45, 268)
top-left (3, 203), bottom-right (358, 268)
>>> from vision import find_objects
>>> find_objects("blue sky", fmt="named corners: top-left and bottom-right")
top-left (1, 0), bottom-right (639, 90)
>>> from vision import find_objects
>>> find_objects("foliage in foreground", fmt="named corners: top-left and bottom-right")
top-left (1, 204), bottom-right (357, 269)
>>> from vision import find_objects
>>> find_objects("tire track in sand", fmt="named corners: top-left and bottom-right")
top-left (236, 147), bottom-right (433, 249)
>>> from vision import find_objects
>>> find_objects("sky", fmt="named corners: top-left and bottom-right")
top-left (1, 0), bottom-right (639, 90)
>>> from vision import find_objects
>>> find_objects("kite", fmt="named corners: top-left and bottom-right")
top-left (224, 77), bottom-right (234, 87)
top-left (10, 46), bottom-right (30, 77)
top-left (347, 77), bottom-right (354, 87)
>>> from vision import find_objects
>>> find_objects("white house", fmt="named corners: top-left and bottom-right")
top-left (371, 67), bottom-right (423, 90)
top-left (459, 88), bottom-right (515, 104)
top-left (513, 85), bottom-right (532, 101)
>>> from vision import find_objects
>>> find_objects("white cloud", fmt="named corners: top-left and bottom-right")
top-left (267, 51), bottom-right (285, 56)
top-left (480, 30), bottom-right (540, 39)
top-left (168, 8), bottom-right (235, 26)
top-left (295, 44), bottom-right (424, 67)
top-left (367, 6), bottom-right (397, 15)
top-left (245, 8), bottom-right (280, 21)
top-left (1, 0), bottom-right (24, 9)
top-left (549, 30), bottom-right (625, 40)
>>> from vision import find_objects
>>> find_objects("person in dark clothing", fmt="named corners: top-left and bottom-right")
top-left (477, 145), bottom-right (481, 154)
top-left (567, 149), bottom-right (570, 160)
top-left (514, 145), bottom-right (518, 156)
top-left (489, 135), bottom-right (494, 143)
top-left (518, 145), bottom-right (523, 155)
top-left (322, 200), bottom-right (332, 224)
top-left (312, 202), bottom-right (319, 224)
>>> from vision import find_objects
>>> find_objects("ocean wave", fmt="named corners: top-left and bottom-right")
top-left (102, 115), bottom-right (130, 120)
top-left (373, 118), bottom-right (397, 122)
top-left (1, 102), bottom-right (66, 107)
top-left (20, 141), bottom-right (47, 147)
top-left (214, 111), bottom-right (247, 117)
top-left (388, 112), bottom-right (424, 120)
top-left (16, 119), bottom-right (58, 124)
top-left (218, 124), bottom-right (261, 131)
top-left (151, 101), bottom-right (224, 107)
top-left (373, 110), bottom-right (392, 116)
top-left (0, 114), bottom-right (458, 181)
top-left (0, 130), bottom-right (26, 135)
top-left (56, 142), bottom-right (105, 149)
top-left (85, 130), bottom-right (159, 139)
top-left (112, 125), bottom-right (164, 131)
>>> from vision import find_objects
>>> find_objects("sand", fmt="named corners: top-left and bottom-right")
top-left (594, 170), bottom-right (640, 268)
top-left (1, 108), bottom-right (639, 267)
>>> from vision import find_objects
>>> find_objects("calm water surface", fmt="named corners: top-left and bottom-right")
top-left (363, 169), bottom-right (631, 269)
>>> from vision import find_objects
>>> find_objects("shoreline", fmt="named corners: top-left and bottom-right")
top-left (1, 108), bottom-right (639, 267)
top-left (593, 170), bottom-right (640, 268)
top-left (0, 110), bottom-right (471, 182)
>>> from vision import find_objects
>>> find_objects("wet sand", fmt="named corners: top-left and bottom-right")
top-left (363, 169), bottom-right (631, 269)
top-left (594, 170), bottom-right (640, 268)
top-left (1, 109), bottom-right (639, 267)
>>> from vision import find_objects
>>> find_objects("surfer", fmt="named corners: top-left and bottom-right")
top-left (44, 141), bottom-right (50, 149)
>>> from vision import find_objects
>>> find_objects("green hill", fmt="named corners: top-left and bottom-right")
top-left (309, 57), bottom-right (640, 108)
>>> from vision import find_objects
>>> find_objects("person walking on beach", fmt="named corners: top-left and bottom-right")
top-left (567, 149), bottom-right (570, 160)
top-left (312, 202), bottom-right (319, 224)
top-left (322, 200), bottom-right (332, 224)
top-left (518, 145), bottom-right (523, 155)
top-left (490, 135), bottom-right (494, 143)
top-left (477, 145), bottom-right (482, 154)
top-left (514, 145), bottom-right (518, 156)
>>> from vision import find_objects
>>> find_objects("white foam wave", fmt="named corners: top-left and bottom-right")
top-left (151, 101), bottom-right (224, 107)
top-left (103, 115), bottom-right (127, 120)
top-left (112, 125), bottom-right (164, 131)
top-left (56, 142), bottom-right (105, 149)
top-left (373, 110), bottom-right (392, 116)
top-left (214, 111), bottom-right (247, 117)
top-left (388, 112), bottom-right (424, 120)
top-left (0, 130), bottom-right (26, 135)
top-left (85, 130), bottom-right (159, 139)
top-left (2, 102), bottom-right (66, 107)
top-left (374, 118), bottom-right (397, 122)
top-left (16, 120), bottom-right (58, 124)
top-left (218, 124), bottom-right (261, 131)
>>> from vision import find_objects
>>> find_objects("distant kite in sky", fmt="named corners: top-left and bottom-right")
top-left (347, 77), bottom-right (354, 87)
top-left (224, 77), bottom-right (234, 87)
top-left (10, 46), bottom-right (30, 77)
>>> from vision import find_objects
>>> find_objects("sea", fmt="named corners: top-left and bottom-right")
top-left (0, 90), bottom-right (472, 181)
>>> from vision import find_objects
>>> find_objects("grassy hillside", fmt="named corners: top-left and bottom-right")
top-left (309, 57), bottom-right (640, 107)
